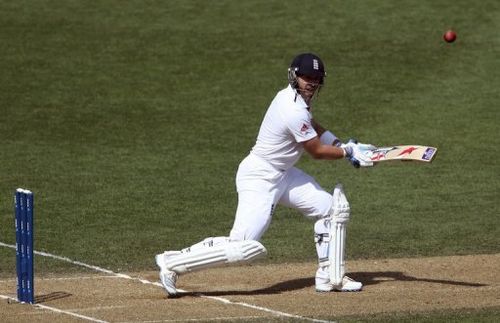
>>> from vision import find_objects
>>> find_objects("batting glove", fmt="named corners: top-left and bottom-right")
top-left (341, 139), bottom-right (376, 168)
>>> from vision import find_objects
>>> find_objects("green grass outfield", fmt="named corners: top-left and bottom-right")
top-left (1, 0), bottom-right (499, 321)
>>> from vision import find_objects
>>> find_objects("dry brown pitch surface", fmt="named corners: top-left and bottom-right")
top-left (1, 254), bottom-right (499, 322)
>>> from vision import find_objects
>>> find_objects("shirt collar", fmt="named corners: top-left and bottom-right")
top-left (286, 84), bottom-right (309, 110)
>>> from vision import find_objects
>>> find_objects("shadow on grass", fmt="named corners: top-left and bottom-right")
top-left (173, 271), bottom-right (486, 298)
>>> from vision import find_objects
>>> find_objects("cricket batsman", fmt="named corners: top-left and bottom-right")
top-left (155, 53), bottom-right (376, 297)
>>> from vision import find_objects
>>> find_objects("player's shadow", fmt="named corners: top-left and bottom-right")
top-left (177, 277), bottom-right (312, 297)
top-left (349, 271), bottom-right (487, 287)
top-left (34, 291), bottom-right (72, 304)
top-left (175, 271), bottom-right (486, 298)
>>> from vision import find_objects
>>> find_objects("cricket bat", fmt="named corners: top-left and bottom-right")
top-left (370, 145), bottom-right (437, 163)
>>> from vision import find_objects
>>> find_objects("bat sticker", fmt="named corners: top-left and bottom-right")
top-left (370, 145), bottom-right (437, 163)
top-left (422, 147), bottom-right (436, 161)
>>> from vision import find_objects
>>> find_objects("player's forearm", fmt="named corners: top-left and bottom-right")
top-left (303, 137), bottom-right (346, 160)
top-left (312, 145), bottom-right (345, 160)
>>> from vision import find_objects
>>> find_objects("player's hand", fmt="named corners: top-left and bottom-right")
top-left (355, 142), bottom-right (377, 151)
top-left (345, 138), bottom-right (376, 151)
top-left (341, 140), bottom-right (376, 168)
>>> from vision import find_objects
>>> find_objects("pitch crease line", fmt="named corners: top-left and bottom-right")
top-left (117, 316), bottom-right (274, 323)
top-left (0, 294), bottom-right (109, 323)
top-left (0, 241), bottom-right (334, 323)
top-left (0, 275), bottom-right (124, 283)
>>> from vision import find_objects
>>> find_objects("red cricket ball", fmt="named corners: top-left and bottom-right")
top-left (443, 30), bottom-right (457, 43)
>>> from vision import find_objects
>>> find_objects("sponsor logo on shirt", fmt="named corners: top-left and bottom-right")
top-left (300, 123), bottom-right (312, 135)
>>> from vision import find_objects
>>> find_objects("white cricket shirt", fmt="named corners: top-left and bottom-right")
top-left (251, 85), bottom-right (317, 170)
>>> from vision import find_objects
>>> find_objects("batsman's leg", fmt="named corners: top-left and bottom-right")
top-left (314, 184), bottom-right (362, 292)
top-left (330, 205), bottom-right (347, 286)
top-left (155, 251), bottom-right (181, 296)
top-left (155, 237), bottom-right (266, 297)
top-left (314, 218), bottom-right (333, 292)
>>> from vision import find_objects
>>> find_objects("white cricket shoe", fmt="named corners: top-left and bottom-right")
top-left (315, 268), bottom-right (362, 292)
top-left (155, 251), bottom-right (181, 297)
top-left (334, 276), bottom-right (363, 292)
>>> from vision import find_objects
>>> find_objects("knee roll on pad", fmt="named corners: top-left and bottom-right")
top-left (167, 239), bottom-right (267, 274)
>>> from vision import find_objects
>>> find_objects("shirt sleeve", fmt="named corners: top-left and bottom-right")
top-left (286, 110), bottom-right (318, 143)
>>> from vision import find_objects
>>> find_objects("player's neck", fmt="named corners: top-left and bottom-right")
top-left (301, 93), bottom-right (312, 105)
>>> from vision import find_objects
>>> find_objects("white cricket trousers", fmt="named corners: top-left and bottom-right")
top-left (229, 153), bottom-right (333, 241)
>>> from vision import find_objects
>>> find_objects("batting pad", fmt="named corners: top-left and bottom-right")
top-left (329, 220), bottom-right (346, 286)
top-left (166, 240), bottom-right (267, 274)
top-left (328, 184), bottom-right (350, 286)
